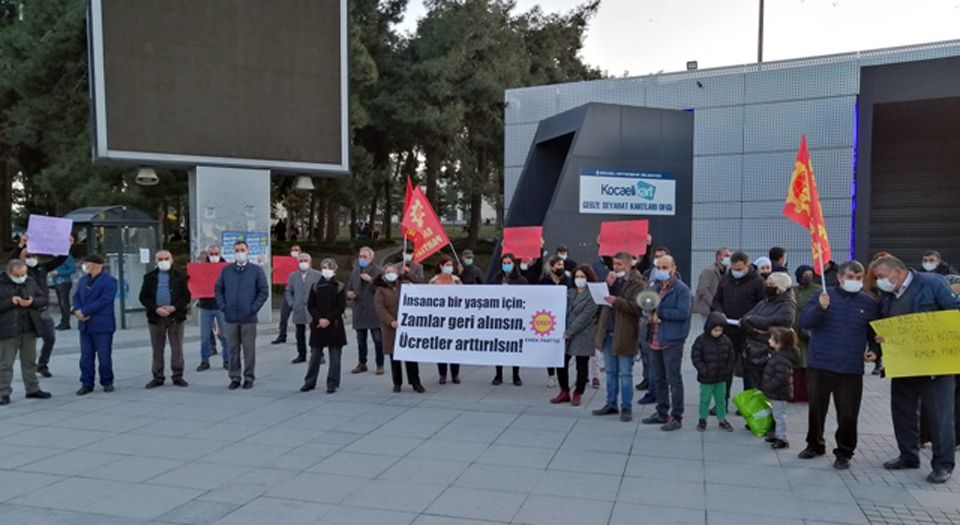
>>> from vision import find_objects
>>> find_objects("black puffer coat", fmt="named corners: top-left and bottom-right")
top-left (308, 277), bottom-right (347, 348)
top-left (691, 312), bottom-right (737, 384)
top-left (762, 347), bottom-right (800, 401)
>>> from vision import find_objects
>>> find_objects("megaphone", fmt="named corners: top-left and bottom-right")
top-left (636, 291), bottom-right (660, 313)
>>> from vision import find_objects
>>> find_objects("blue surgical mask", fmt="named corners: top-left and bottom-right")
top-left (731, 269), bottom-right (746, 279)
top-left (358, 258), bottom-right (369, 269)
top-left (652, 269), bottom-right (671, 282)
top-left (463, 258), bottom-right (474, 266)
top-left (502, 263), bottom-right (514, 273)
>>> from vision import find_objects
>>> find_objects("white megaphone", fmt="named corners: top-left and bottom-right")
top-left (636, 291), bottom-right (660, 313)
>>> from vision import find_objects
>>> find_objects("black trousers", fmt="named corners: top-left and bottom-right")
top-left (304, 346), bottom-right (341, 389)
top-left (391, 356), bottom-right (421, 387)
top-left (55, 282), bottom-right (72, 326)
top-left (891, 375), bottom-right (956, 472)
top-left (495, 366), bottom-right (520, 380)
top-left (805, 368), bottom-right (863, 459)
top-left (556, 354), bottom-right (589, 395)
top-left (295, 324), bottom-right (308, 359)
top-left (437, 363), bottom-right (459, 379)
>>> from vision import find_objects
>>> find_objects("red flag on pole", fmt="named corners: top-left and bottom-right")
top-left (401, 186), bottom-right (450, 263)
top-left (783, 134), bottom-right (832, 275)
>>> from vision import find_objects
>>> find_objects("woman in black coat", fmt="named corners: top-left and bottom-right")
top-left (739, 272), bottom-right (797, 391)
top-left (302, 258), bottom-right (347, 394)
top-left (491, 253), bottom-right (527, 386)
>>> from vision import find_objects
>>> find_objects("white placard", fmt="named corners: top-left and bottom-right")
top-left (394, 284), bottom-right (566, 367)
top-left (579, 168), bottom-right (676, 216)
top-left (587, 282), bottom-right (610, 306)
top-left (139, 248), bottom-right (150, 264)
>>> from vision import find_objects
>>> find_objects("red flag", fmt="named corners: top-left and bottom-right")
top-left (784, 135), bottom-right (832, 274)
top-left (401, 186), bottom-right (450, 263)
top-left (403, 176), bottom-right (420, 243)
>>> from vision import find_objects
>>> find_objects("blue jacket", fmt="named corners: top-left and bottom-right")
top-left (799, 286), bottom-right (880, 374)
top-left (73, 272), bottom-right (117, 334)
top-left (878, 271), bottom-right (960, 358)
top-left (215, 262), bottom-right (269, 324)
top-left (52, 255), bottom-right (76, 285)
top-left (651, 278), bottom-right (692, 345)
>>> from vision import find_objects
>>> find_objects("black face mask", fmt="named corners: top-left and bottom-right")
top-left (553, 268), bottom-right (564, 276)
top-left (760, 271), bottom-right (772, 280)
top-left (765, 287), bottom-right (780, 300)
top-left (799, 275), bottom-right (813, 286)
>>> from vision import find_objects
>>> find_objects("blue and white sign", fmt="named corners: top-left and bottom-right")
top-left (579, 168), bottom-right (676, 216)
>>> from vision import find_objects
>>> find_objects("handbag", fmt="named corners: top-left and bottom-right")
top-left (744, 338), bottom-right (770, 367)
top-left (734, 389), bottom-right (774, 437)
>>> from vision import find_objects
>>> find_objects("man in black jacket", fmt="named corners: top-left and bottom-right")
top-left (0, 260), bottom-right (52, 405)
top-left (711, 251), bottom-right (766, 402)
top-left (457, 249), bottom-right (484, 285)
top-left (139, 250), bottom-right (191, 388)
top-left (9, 234), bottom-right (67, 378)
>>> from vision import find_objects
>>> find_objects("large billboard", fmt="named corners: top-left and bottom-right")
top-left (87, 0), bottom-right (348, 173)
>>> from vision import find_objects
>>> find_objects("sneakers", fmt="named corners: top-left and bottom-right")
top-left (636, 393), bottom-right (656, 405)
top-left (798, 448), bottom-right (825, 460)
top-left (37, 365), bottom-right (52, 378)
top-left (661, 417), bottom-right (682, 432)
top-left (351, 363), bottom-right (368, 374)
top-left (376, 366), bottom-right (385, 375)
top-left (719, 420), bottom-right (734, 432)
top-left (620, 410), bottom-right (633, 422)
top-left (547, 376), bottom-right (556, 388)
top-left (591, 378), bottom-right (600, 389)
top-left (771, 439), bottom-right (790, 449)
top-left (550, 391), bottom-right (571, 404)
top-left (641, 413), bottom-right (668, 425)
top-left (571, 393), bottom-right (582, 406)
top-left (197, 362), bottom-right (210, 372)
top-left (592, 404), bottom-right (619, 416)
top-left (697, 419), bottom-right (707, 432)
top-left (144, 379), bottom-right (164, 389)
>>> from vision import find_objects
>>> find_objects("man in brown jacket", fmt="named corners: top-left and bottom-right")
top-left (592, 252), bottom-right (646, 422)
top-left (693, 247), bottom-right (731, 329)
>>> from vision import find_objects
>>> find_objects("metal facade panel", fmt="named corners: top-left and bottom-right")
top-left (693, 155), bottom-right (743, 204)
top-left (741, 148), bottom-right (853, 202)
top-left (505, 85), bottom-right (558, 125)
top-left (504, 123), bottom-right (539, 167)
top-left (694, 107), bottom-right (744, 155)
top-left (646, 72), bottom-right (745, 110)
top-left (743, 96), bottom-right (856, 153)
top-left (743, 62), bottom-right (859, 103)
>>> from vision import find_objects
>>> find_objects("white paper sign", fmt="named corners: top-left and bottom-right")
top-left (587, 282), bottom-right (610, 306)
top-left (394, 284), bottom-right (566, 367)
top-left (25, 215), bottom-right (73, 256)
top-left (139, 248), bottom-right (151, 264)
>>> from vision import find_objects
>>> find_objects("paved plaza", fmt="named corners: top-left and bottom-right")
top-left (0, 315), bottom-right (958, 525)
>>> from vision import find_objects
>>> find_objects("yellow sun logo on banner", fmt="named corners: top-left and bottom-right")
top-left (529, 310), bottom-right (557, 336)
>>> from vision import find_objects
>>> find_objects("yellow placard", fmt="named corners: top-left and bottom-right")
top-left (870, 310), bottom-right (960, 378)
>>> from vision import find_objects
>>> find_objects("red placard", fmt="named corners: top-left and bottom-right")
top-left (187, 263), bottom-right (226, 299)
top-left (502, 226), bottom-right (543, 260)
top-left (272, 256), bottom-right (300, 285)
top-left (599, 220), bottom-right (649, 257)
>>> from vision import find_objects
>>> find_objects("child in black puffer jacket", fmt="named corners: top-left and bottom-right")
top-left (763, 327), bottom-right (800, 449)
top-left (691, 312), bottom-right (737, 432)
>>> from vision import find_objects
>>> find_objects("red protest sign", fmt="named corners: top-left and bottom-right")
top-left (272, 256), bottom-right (299, 285)
top-left (187, 263), bottom-right (226, 299)
top-left (502, 226), bottom-right (543, 260)
top-left (599, 220), bottom-right (649, 257)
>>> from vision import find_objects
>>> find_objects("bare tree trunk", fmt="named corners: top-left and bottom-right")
top-left (382, 179), bottom-right (393, 240)
top-left (349, 206), bottom-right (358, 241)
top-left (0, 161), bottom-right (10, 251)
top-left (368, 188), bottom-right (379, 237)
top-left (424, 142), bottom-right (440, 205)
top-left (467, 191), bottom-right (482, 250)
top-left (308, 187), bottom-right (318, 241)
top-left (315, 190), bottom-right (326, 241)
top-left (324, 196), bottom-right (338, 243)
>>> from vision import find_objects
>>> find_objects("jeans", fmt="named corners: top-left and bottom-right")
top-left (0, 332), bottom-right (40, 396)
top-left (305, 346), bottom-right (342, 389)
top-left (651, 343), bottom-right (685, 420)
top-left (602, 333), bottom-right (634, 410)
top-left (54, 282), bottom-right (73, 326)
top-left (806, 368), bottom-right (863, 459)
top-left (891, 375), bottom-right (956, 472)
top-left (37, 316), bottom-right (56, 367)
top-left (356, 328), bottom-right (384, 367)
top-left (771, 400), bottom-right (788, 441)
top-left (79, 331), bottom-right (114, 388)
top-left (589, 350), bottom-right (602, 381)
top-left (200, 308), bottom-right (229, 364)
top-left (699, 382), bottom-right (726, 420)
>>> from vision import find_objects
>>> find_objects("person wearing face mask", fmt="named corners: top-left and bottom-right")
top-left (457, 249), bottom-right (484, 285)
top-left (271, 245), bottom-right (302, 345)
top-left (797, 260), bottom-right (880, 470)
top-left (551, 265), bottom-right (599, 406)
top-left (791, 265), bottom-right (817, 403)
top-left (376, 264), bottom-right (424, 393)
top-left (754, 257), bottom-right (773, 281)
top-left (303, 259), bottom-right (347, 394)
top-left (739, 272), bottom-right (797, 393)
top-left (538, 256), bottom-right (571, 387)
top-left (215, 240), bottom-right (269, 390)
top-left (643, 246), bottom-right (672, 281)
top-left (0, 259), bottom-right (52, 405)
top-left (73, 254), bottom-right (118, 395)
top-left (492, 254), bottom-right (527, 386)
top-left (197, 245), bottom-right (229, 371)
top-left (398, 251), bottom-right (425, 284)
top-left (918, 250), bottom-right (957, 276)
top-left (693, 247), bottom-right (732, 333)
top-left (139, 250), bottom-right (191, 389)
top-left (347, 247), bottom-right (385, 375)
top-left (871, 256), bottom-right (960, 484)
top-left (640, 255), bottom-right (692, 431)
top-left (429, 255), bottom-right (463, 384)
top-left (9, 234), bottom-right (68, 379)
top-left (555, 245), bottom-right (578, 277)
top-left (712, 251), bottom-right (766, 406)
top-left (50, 233), bottom-right (78, 331)
top-left (519, 257), bottom-right (542, 285)
top-left (591, 252), bottom-right (646, 422)
top-left (286, 253), bottom-right (322, 365)
top-left (769, 247), bottom-right (789, 274)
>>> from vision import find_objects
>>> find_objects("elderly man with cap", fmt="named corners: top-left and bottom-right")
top-left (739, 272), bottom-right (797, 391)
top-left (73, 254), bottom-right (118, 395)
top-left (0, 259), bottom-right (52, 405)
top-left (457, 249), bottom-right (485, 285)
top-left (140, 249), bottom-right (191, 389)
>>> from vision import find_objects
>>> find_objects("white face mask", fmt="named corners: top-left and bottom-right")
top-left (209, 255), bottom-right (221, 263)
top-left (290, 251), bottom-right (300, 258)
top-left (574, 277), bottom-right (587, 289)
top-left (403, 253), bottom-right (413, 262)
top-left (11, 275), bottom-right (27, 285)
top-left (841, 279), bottom-right (864, 293)
top-left (442, 265), bottom-right (454, 275)
top-left (520, 263), bottom-right (529, 271)
top-left (321, 269), bottom-right (336, 280)
top-left (876, 277), bottom-right (897, 293)
top-left (157, 261), bottom-right (172, 272)
top-left (384, 272), bottom-right (398, 283)
top-left (922, 262), bottom-right (937, 272)
top-left (81, 264), bottom-right (90, 274)
top-left (298, 262), bottom-right (310, 271)
top-left (235, 252), bottom-right (248, 264)
top-left (721, 257), bottom-right (731, 267)
top-left (615, 271), bottom-right (626, 279)
top-left (558, 253), bottom-right (568, 261)
top-left (24, 258), bottom-right (38, 268)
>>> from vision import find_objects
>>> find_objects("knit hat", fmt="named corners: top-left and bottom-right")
top-left (794, 264), bottom-right (815, 283)
top-left (767, 272), bottom-right (793, 292)
top-left (754, 256), bottom-right (772, 269)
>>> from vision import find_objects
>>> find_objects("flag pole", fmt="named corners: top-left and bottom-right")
top-left (402, 231), bottom-right (408, 270)
top-left (816, 241), bottom-right (828, 292)
top-left (448, 239), bottom-right (462, 267)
